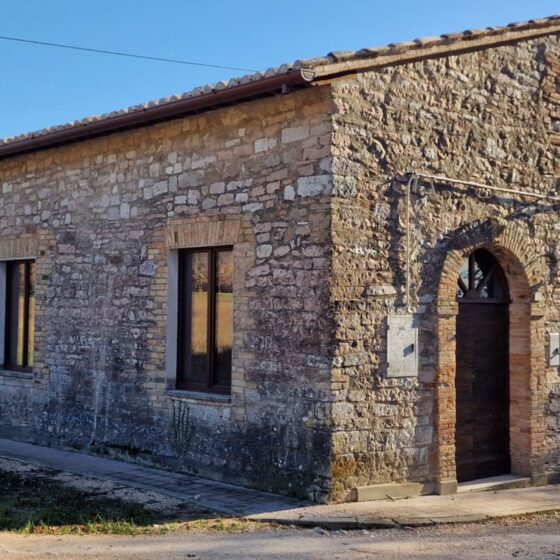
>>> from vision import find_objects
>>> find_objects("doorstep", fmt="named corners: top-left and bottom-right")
top-left (457, 474), bottom-right (531, 494)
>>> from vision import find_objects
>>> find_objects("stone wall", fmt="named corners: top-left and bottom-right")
top-left (543, 43), bottom-right (560, 477)
top-left (0, 86), bottom-right (335, 502)
top-left (329, 34), bottom-right (560, 501)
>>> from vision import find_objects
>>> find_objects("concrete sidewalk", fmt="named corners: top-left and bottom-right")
top-left (1, 438), bottom-right (559, 529)
top-left (248, 484), bottom-right (560, 528)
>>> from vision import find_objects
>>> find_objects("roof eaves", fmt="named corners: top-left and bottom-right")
top-left (309, 15), bottom-right (560, 80)
top-left (0, 68), bottom-right (314, 159)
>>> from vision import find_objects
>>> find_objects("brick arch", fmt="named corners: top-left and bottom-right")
top-left (433, 219), bottom-right (547, 494)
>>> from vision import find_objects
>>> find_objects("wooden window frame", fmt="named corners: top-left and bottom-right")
top-left (176, 246), bottom-right (232, 394)
top-left (4, 259), bottom-right (35, 372)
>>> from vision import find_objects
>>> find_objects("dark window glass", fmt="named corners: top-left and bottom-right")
top-left (4, 260), bottom-right (35, 371)
top-left (177, 247), bottom-right (233, 393)
top-left (456, 249), bottom-right (509, 302)
top-left (179, 250), bottom-right (209, 387)
top-left (213, 250), bottom-right (233, 388)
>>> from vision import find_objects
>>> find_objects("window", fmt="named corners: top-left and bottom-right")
top-left (4, 260), bottom-right (36, 371)
top-left (177, 247), bottom-right (233, 393)
top-left (456, 249), bottom-right (509, 302)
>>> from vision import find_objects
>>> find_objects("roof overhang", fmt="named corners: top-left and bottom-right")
top-left (0, 69), bottom-right (315, 160)
top-left (310, 19), bottom-right (560, 80)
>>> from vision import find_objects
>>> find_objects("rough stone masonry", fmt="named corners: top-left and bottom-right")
top-left (0, 16), bottom-right (559, 503)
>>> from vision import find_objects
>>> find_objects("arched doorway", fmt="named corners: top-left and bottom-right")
top-left (455, 248), bottom-right (511, 482)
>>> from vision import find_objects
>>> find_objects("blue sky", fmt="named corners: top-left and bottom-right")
top-left (1, 1), bottom-right (558, 139)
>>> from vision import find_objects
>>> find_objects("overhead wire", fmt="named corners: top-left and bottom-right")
top-left (0, 34), bottom-right (257, 73)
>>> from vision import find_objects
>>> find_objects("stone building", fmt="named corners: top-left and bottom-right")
top-left (0, 16), bottom-right (559, 503)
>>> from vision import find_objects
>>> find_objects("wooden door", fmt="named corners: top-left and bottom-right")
top-left (455, 249), bottom-right (511, 483)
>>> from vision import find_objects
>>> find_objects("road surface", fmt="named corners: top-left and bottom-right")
top-left (1, 515), bottom-right (559, 559)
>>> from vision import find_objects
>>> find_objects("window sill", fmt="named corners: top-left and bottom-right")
top-left (166, 389), bottom-right (232, 404)
top-left (0, 369), bottom-right (33, 380)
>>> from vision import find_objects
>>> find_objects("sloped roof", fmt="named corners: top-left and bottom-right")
top-left (1, 14), bottom-right (559, 159)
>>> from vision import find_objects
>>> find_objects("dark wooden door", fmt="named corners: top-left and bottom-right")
top-left (455, 249), bottom-right (511, 483)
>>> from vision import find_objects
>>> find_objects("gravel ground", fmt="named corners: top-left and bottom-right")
top-left (1, 514), bottom-right (559, 559)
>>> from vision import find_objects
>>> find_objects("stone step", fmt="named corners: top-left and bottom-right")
top-left (457, 474), bottom-right (531, 494)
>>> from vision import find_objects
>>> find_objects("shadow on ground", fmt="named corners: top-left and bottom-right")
top-left (0, 470), bottom-right (216, 534)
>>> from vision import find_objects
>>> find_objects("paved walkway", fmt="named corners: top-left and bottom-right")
top-left (1, 438), bottom-right (559, 528)
top-left (0, 438), bottom-right (307, 516)
top-left (248, 484), bottom-right (560, 528)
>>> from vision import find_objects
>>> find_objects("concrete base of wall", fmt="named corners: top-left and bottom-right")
top-left (435, 479), bottom-right (458, 495)
top-left (354, 482), bottom-right (434, 502)
top-left (352, 472), bottom-right (560, 503)
top-left (532, 471), bottom-right (560, 486)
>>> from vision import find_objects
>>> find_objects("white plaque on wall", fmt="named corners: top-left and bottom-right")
top-left (549, 333), bottom-right (560, 368)
top-left (387, 315), bottom-right (419, 378)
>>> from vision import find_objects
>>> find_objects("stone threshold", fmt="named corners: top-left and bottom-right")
top-left (457, 474), bottom-right (531, 494)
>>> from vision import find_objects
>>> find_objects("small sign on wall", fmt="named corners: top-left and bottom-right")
top-left (387, 315), bottom-right (419, 378)
top-left (549, 333), bottom-right (560, 368)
